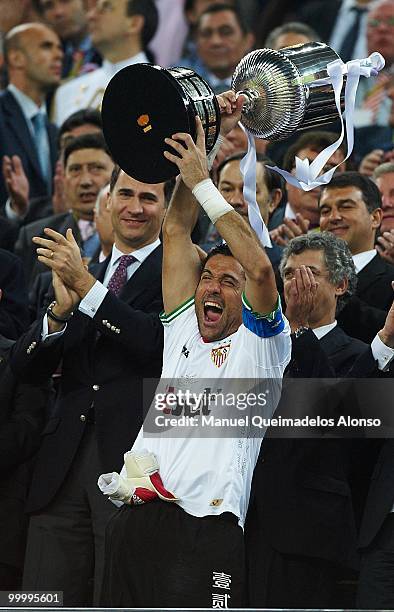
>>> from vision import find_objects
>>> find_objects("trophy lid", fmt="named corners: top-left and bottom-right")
top-left (101, 63), bottom-right (196, 184)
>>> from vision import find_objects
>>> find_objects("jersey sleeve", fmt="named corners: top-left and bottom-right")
top-left (159, 297), bottom-right (197, 363)
top-left (242, 293), bottom-right (285, 338)
top-left (241, 293), bottom-right (291, 371)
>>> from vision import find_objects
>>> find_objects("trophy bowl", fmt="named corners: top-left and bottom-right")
top-left (232, 41), bottom-right (345, 141)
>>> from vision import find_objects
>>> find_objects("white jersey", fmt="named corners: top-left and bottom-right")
top-left (52, 52), bottom-right (148, 126)
top-left (124, 294), bottom-right (291, 527)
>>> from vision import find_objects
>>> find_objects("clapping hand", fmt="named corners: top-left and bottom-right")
top-left (33, 228), bottom-right (95, 299)
top-left (2, 155), bottom-right (29, 217)
top-left (379, 281), bottom-right (394, 349)
top-left (377, 229), bottom-right (394, 265)
top-left (270, 214), bottom-right (310, 247)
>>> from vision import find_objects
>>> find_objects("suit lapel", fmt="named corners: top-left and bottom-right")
top-left (319, 326), bottom-right (350, 358)
top-left (90, 255), bottom-right (111, 283)
top-left (3, 91), bottom-right (43, 179)
top-left (356, 254), bottom-right (386, 295)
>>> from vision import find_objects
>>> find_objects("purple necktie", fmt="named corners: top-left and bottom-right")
top-left (107, 254), bottom-right (136, 296)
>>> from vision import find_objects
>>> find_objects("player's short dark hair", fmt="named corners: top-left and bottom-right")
top-left (126, 0), bottom-right (159, 47)
top-left (198, 3), bottom-right (250, 35)
top-left (320, 171), bottom-right (382, 214)
top-left (109, 164), bottom-right (175, 206)
top-left (63, 133), bottom-right (111, 166)
top-left (204, 243), bottom-right (234, 268)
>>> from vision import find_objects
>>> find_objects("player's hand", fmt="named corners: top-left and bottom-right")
top-left (164, 116), bottom-right (209, 191)
top-left (216, 90), bottom-right (245, 137)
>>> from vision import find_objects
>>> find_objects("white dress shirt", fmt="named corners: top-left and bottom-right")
top-left (42, 239), bottom-right (160, 339)
top-left (284, 202), bottom-right (297, 220)
top-left (352, 249), bottom-right (377, 273)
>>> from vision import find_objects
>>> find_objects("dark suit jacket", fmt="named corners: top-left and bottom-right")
top-left (14, 211), bottom-right (79, 289)
top-left (10, 246), bottom-right (164, 513)
top-left (247, 326), bottom-right (378, 570)
top-left (0, 90), bottom-right (58, 211)
top-left (0, 249), bottom-right (29, 340)
top-left (358, 439), bottom-right (394, 549)
top-left (298, 0), bottom-right (342, 43)
top-left (338, 254), bottom-right (394, 343)
top-left (0, 217), bottom-right (19, 252)
top-left (0, 335), bottom-right (51, 570)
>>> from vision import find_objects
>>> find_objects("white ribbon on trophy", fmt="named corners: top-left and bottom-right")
top-left (267, 52), bottom-right (385, 190)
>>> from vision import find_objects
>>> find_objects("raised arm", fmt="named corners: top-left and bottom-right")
top-left (164, 117), bottom-right (278, 314)
top-left (161, 91), bottom-right (245, 314)
top-left (161, 178), bottom-right (202, 314)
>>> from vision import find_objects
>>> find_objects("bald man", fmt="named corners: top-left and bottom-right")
top-left (0, 23), bottom-right (63, 211)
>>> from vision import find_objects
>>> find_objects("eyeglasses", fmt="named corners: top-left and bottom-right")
top-left (368, 17), bottom-right (394, 27)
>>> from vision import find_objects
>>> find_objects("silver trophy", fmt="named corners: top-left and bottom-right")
top-left (233, 41), bottom-right (344, 141)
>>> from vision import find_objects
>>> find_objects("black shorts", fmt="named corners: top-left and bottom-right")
top-left (101, 500), bottom-right (245, 608)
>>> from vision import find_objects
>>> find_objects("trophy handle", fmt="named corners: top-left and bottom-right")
top-left (235, 89), bottom-right (260, 112)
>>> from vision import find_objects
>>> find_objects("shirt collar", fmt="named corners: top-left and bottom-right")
top-left (7, 83), bottom-right (46, 121)
top-left (352, 249), bottom-right (377, 273)
top-left (7, 83), bottom-right (46, 119)
top-left (313, 320), bottom-right (337, 339)
top-left (102, 51), bottom-right (148, 78)
top-left (284, 202), bottom-right (297, 220)
top-left (110, 238), bottom-right (160, 268)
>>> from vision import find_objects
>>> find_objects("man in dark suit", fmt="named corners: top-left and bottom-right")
top-left (15, 133), bottom-right (113, 288)
top-left (0, 23), bottom-right (62, 212)
top-left (319, 172), bottom-right (394, 342)
top-left (356, 295), bottom-right (394, 609)
top-left (246, 232), bottom-right (394, 608)
top-left (0, 333), bottom-right (52, 589)
top-left (10, 165), bottom-right (174, 606)
top-left (0, 249), bottom-right (29, 340)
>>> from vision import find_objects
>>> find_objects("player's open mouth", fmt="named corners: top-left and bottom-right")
top-left (203, 300), bottom-right (223, 324)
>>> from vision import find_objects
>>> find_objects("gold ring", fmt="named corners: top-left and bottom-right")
top-left (50, 251), bottom-right (54, 258)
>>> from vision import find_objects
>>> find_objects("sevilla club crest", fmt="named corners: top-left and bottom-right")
top-left (210, 343), bottom-right (231, 368)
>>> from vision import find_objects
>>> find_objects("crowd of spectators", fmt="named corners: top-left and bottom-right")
top-left (0, 0), bottom-right (394, 609)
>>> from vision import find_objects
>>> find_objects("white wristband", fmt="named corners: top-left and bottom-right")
top-left (207, 134), bottom-right (225, 170)
top-left (192, 178), bottom-right (233, 224)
